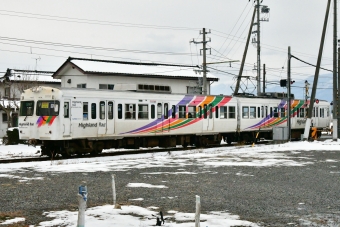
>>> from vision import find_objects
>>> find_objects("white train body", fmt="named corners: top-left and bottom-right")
top-left (18, 87), bottom-right (331, 157)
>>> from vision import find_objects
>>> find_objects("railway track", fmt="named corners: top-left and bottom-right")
top-left (0, 141), bottom-right (271, 164)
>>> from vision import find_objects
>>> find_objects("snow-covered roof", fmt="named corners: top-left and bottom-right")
top-left (54, 58), bottom-right (218, 81)
top-left (1, 69), bottom-right (61, 83)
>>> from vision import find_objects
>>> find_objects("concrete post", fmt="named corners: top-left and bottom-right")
top-left (112, 174), bottom-right (117, 208)
top-left (195, 195), bottom-right (201, 227)
top-left (77, 185), bottom-right (87, 227)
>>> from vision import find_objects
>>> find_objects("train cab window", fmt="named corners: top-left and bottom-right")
top-left (92, 103), bottom-right (97, 119)
top-left (100, 101), bottom-right (105, 120)
top-left (118, 104), bottom-right (122, 119)
top-left (242, 106), bottom-right (249, 119)
top-left (179, 105), bottom-right (186, 118)
top-left (220, 106), bottom-right (227, 119)
top-left (273, 107), bottom-right (278, 118)
top-left (108, 102), bottom-right (113, 120)
top-left (215, 106), bottom-right (219, 118)
top-left (203, 104), bottom-right (207, 119)
top-left (36, 101), bottom-right (60, 116)
top-left (171, 105), bottom-right (176, 118)
top-left (198, 106), bottom-right (202, 118)
top-left (188, 106), bottom-right (196, 118)
top-left (209, 104), bottom-right (213, 119)
top-left (138, 104), bottom-right (148, 119)
top-left (125, 104), bottom-right (136, 119)
top-left (229, 106), bottom-right (235, 119)
top-left (64, 102), bottom-right (69, 118)
top-left (157, 103), bottom-right (162, 119)
top-left (280, 108), bottom-right (285, 117)
top-left (250, 106), bottom-right (256, 119)
top-left (83, 102), bottom-right (88, 120)
top-left (151, 104), bottom-right (155, 119)
top-left (164, 103), bottom-right (169, 119)
top-left (20, 101), bottom-right (34, 116)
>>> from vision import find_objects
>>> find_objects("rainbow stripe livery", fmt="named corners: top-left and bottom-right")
top-left (36, 116), bottom-right (56, 127)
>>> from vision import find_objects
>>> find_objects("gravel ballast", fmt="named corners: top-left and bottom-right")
top-left (0, 149), bottom-right (340, 226)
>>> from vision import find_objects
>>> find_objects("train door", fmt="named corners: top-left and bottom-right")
top-left (312, 106), bottom-right (318, 127)
top-left (63, 100), bottom-right (71, 137)
top-left (97, 100), bottom-right (115, 136)
top-left (203, 104), bottom-right (214, 131)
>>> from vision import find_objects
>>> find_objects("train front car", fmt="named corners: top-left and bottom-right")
top-left (19, 86), bottom-right (62, 157)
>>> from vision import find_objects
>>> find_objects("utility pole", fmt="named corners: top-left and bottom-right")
top-left (256, 0), bottom-right (261, 96)
top-left (251, 1), bottom-right (269, 96)
top-left (191, 28), bottom-right (211, 95)
top-left (303, 0), bottom-right (331, 140)
top-left (333, 0), bottom-right (338, 140)
top-left (234, 7), bottom-right (256, 96)
top-left (263, 63), bottom-right (266, 93)
top-left (287, 47), bottom-right (291, 141)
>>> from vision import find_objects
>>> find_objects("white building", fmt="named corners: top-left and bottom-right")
top-left (53, 57), bottom-right (218, 94)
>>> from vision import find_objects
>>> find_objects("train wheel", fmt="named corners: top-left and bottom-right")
top-left (47, 151), bottom-right (57, 158)
top-left (226, 136), bottom-right (232, 145)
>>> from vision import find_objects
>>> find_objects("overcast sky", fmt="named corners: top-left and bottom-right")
top-left (0, 0), bottom-right (337, 98)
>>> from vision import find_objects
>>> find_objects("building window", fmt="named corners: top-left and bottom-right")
top-left (187, 86), bottom-right (202, 94)
top-left (77, 84), bottom-right (86, 88)
top-left (2, 113), bottom-right (7, 122)
top-left (138, 84), bottom-right (171, 93)
top-left (99, 84), bottom-right (114, 90)
top-left (4, 87), bottom-right (10, 97)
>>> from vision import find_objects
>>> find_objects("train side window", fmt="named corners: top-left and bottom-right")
top-left (315, 107), bottom-right (318, 117)
top-left (108, 102), bottom-right (113, 120)
top-left (157, 103), bottom-right (162, 119)
top-left (171, 105), bottom-right (176, 118)
top-left (242, 106), bottom-right (249, 119)
top-left (280, 108), bottom-right (285, 117)
top-left (220, 106), bottom-right (227, 119)
top-left (204, 104), bottom-right (207, 119)
top-left (125, 104), bottom-right (136, 119)
top-left (257, 107), bottom-right (260, 118)
top-left (100, 101), bottom-right (105, 120)
top-left (188, 106), bottom-right (196, 118)
top-left (164, 103), bottom-right (168, 119)
top-left (91, 103), bottom-right (96, 119)
top-left (198, 106), bottom-right (202, 118)
top-left (151, 104), bottom-right (155, 119)
top-left (299, 108), bottom-right (305, 118)
top-left (209, 104), bottom-right (213, 119)
top-left (270, 107), bottom-right (273, 118)
top-left (215, 106), bottom-right (219, 118)
top-left (273, 107), bottom-right (278, 118)
top-left (261, 106), bottom-right (264, 118)
top-left (265, 106), bottom-right (268, 116)
top-left (229, 106), bottom-right (235, 118)
top-left (138, 104), bottom-right (148, 119)
top-left (179, 105), bottom-right (186, 118)
top-left (83, 102), bottom-right (88, 120)
top-left (64, 102), bottom-right (69, 118)
top-left (250, 106), bottom-right (256, 119)
top-left (117, 104), bottom-right (122, 119)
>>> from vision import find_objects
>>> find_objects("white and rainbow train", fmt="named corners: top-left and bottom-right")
top-left (18, 86), bottom-right (331, 157)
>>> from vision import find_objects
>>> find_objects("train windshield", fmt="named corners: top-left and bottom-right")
top-left (20, 101), bottom-right (34, 116)
top-left (36, 101), bottom-right (60, 116)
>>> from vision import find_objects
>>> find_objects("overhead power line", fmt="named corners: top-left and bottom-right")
top-left (291, 55), bottom-right (333, 72)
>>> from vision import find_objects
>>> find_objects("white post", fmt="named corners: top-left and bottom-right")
top-left (77, 185), bottom-right (87, 227)
top-left (195, 195), bottom-right (200, 227)
top-left (112, 174), bottom-right (117, 208)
